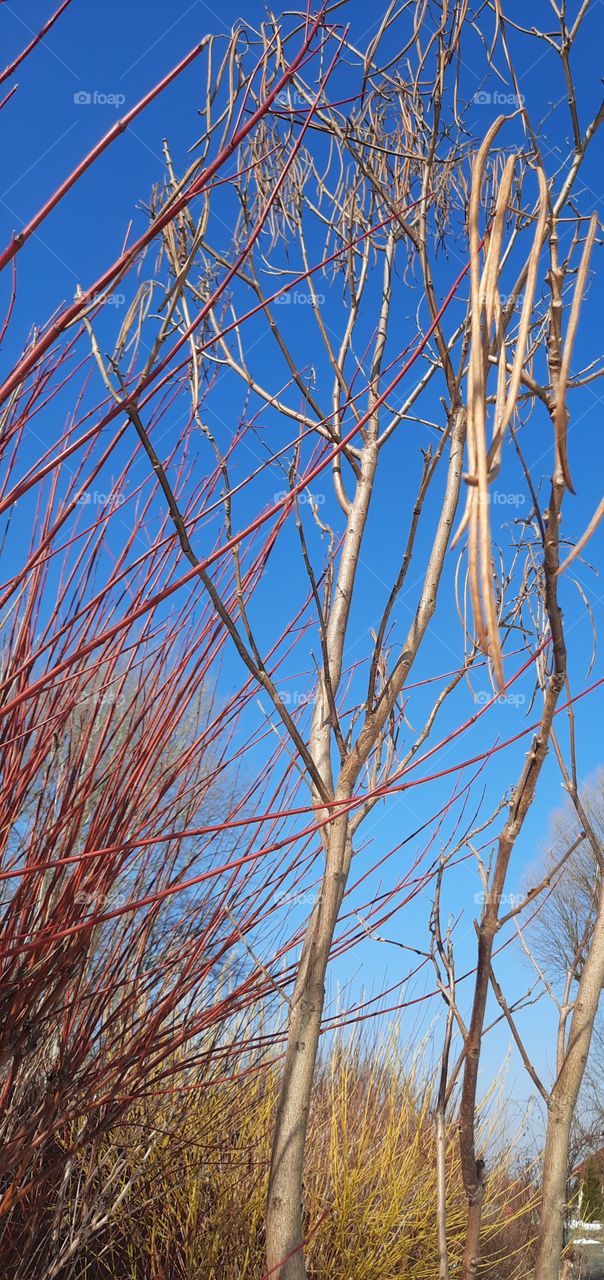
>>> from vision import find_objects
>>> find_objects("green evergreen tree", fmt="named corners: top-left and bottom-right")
top-left (581, 1159), bottom-right (604, 1222)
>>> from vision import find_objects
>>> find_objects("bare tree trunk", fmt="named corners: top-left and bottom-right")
top-left (459, 681), bottom-right (563, 1279)
top-left (266, 411), bottom-right (465, 1278)
top-left (266, 814), bottom-right (351, 1280)
top-left (434, 890), bottom-right (455, 1280)
top-left (535, 885), bottom-right (604, 1280)
top-left (436, 1107), bottom-right (451, 1280)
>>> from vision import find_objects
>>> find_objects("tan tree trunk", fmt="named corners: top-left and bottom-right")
top-left (535, 888), bottom-right (604, 1280)
top-left (266, 814), bottom-right (351, 1280)
top-left (265, 416), bottom-right (465, 1278)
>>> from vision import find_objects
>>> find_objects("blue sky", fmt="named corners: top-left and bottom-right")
top-left (1, 0), bottom-right (603, 1124)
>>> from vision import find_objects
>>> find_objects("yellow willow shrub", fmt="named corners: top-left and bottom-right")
top-left (303, 1034), bottom-right (537, 1280)
top-left (306, 1035), bottom-right (463, 1280)
top-left (87, 1054), bottom-right (276, 1280)
top-left (73, 1032), bottom-right (537, 1280)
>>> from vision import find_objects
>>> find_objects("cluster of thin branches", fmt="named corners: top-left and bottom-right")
top-left (0, 3), bottom-right (602, 1280)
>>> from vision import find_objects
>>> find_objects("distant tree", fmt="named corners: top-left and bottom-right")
top-left (581, 1160), bottom-right (604, 1224)
top-left (527, 774), bottom-right (604, 988)
top-left (525, 775), bottom-right (604, 1167)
